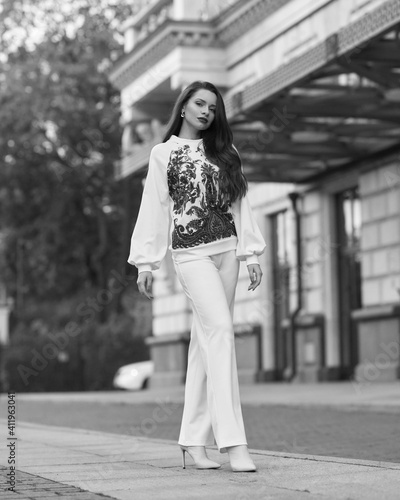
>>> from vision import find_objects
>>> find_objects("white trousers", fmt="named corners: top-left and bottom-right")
top-left (172, 249), bottom-right (247, 453)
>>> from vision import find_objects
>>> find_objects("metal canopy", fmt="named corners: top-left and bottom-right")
top-left (229, 2), bottom-right (400, 183)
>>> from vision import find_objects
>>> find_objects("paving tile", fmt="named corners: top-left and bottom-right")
top-left (1, 415), bottom-right (400, 500)
top-left (0, 465), bottom-right (115, 500)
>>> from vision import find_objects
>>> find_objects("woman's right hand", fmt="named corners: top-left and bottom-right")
top-left (137, 271), bottom-right (153, 300)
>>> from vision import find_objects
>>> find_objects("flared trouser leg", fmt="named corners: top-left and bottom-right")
top-left (174, 250), bottom-right (247, 452)
top-left (177, 314), bottom-right (215, 447)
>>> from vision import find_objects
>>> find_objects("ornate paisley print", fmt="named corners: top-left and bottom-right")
top-left (167, 144), bottom-right (237, 249)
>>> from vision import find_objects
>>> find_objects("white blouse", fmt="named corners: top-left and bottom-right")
top-left (128, 135), bottom-right (266, 273)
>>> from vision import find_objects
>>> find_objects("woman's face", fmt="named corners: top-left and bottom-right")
top-left (182, 89), bottom-right (217, 133)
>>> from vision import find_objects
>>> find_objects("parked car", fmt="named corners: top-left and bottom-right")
top-left (113, 360), bottom-right (154, 390)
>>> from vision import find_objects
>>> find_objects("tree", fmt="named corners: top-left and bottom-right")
top-left (0, 0), bottom-right (132, 302)
top-left (0, 1), bottom-right (151, 391)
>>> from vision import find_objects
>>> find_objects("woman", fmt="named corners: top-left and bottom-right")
top-left (128, 81), bottom-right (266, 472)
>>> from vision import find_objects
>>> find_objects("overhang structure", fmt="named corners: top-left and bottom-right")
top-left (109, 0), bottom-right (400, 183)
top-left (226, 0), bottom-right (400, 183)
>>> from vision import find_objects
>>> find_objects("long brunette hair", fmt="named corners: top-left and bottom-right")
top-left (163, 81), bottom-right (248, 203)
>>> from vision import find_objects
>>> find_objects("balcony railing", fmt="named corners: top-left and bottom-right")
top-left (110, 19), bottom-right (219, 91)
top-left (109, 0), bottom-right (292, 91)
top-left (124, 0), bottom-right (173, 53)
top-left (123, 0), bottom-right (243, 54)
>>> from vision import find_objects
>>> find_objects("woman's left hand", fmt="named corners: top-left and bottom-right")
top-left (247, 264), bottom-right (263, 291)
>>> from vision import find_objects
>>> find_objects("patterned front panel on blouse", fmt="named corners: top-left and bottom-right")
top-left (167, 143), bottom-right (237, 250)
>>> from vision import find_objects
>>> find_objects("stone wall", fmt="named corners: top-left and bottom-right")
top-left (359, 164), bottom-right (400, 306)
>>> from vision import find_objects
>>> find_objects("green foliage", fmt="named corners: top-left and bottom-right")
top-left (3, 297), bottom-right (84, 392)
top-left (0, 0), bottom-right (132, 55)
top-left (83, 313), bottom-right (150, 391)
top-left (3, 294), bottom-right (150, 392)
top-left (3, 327), bottom-right (82, 393)
top-left (0, 0), bottom-right (152, 392)
top-left (0, 1), bottom-right (130, 300)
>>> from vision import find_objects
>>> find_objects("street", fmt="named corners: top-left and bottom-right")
top-left (5, 395), bottom-right (399, 464)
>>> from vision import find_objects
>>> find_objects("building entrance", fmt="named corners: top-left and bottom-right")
top-left (335, 187), bottom-right (362, 379)
top-left (271, 210), bottom-right (292, 380)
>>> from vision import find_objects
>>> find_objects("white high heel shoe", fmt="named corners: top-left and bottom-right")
top-left (226, 445), bottom-right (256, 472)
top-left (180, 446), bottom-right (221, 470)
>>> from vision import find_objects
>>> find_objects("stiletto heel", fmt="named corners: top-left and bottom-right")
top-left (226, 445), bottom-right (256, 472)
top-left (179, 446), bottom-right (221, 469)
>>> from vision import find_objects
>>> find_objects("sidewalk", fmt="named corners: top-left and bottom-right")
top-left (1, 420), bottom-right (400, 500)
top-left (0, 421), bottom-right (400, 500)
top-left (1, 382), bottom-right (400, 499)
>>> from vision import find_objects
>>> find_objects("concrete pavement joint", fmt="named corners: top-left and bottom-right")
top-left (9, 419), bottom-right (400, 470)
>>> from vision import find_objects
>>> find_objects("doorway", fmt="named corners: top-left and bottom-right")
top-left (270, 210), bottom-right (292, 380)
top-left (335, 187), bottom-right (362, 378)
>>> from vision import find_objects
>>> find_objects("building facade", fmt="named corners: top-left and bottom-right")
top-left (110, 0), bottom-right (400, 386)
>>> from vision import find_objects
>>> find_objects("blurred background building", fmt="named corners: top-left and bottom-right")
top-left (110, 0), bottom-right (400, 386)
